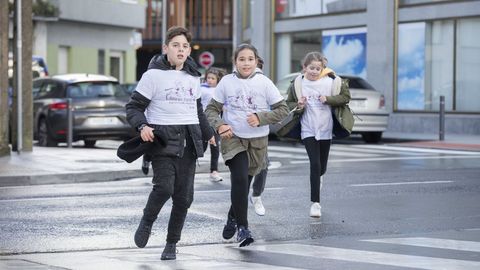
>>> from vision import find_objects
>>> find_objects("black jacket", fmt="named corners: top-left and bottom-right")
top-left (124, 54), bottom-right (213, 159)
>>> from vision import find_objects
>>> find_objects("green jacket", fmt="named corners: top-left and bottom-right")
top-left (285, 72), bottom-right (354, 137)
top-left (205, 99), bottom-right (288, 176)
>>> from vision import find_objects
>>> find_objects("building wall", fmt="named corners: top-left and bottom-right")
top-left (41, 1), bottom-right (144, 83)
top-left (259, 0), bottom-right (480, 135)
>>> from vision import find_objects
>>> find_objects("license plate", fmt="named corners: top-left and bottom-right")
top-left (349, 99), bottom-right (366, 108)
top-left (85, 117), bottom-right (121, 126)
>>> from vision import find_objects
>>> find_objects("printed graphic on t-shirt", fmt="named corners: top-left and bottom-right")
top-left (226, 88), bottom-right (262, 112)
top-left (164, 80), bottom-right (196, 106)
top-left (305, 94), bottom-right (327, 108)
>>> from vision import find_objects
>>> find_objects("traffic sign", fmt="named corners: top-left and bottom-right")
top-left (198, 51), bottom-right (214, 68)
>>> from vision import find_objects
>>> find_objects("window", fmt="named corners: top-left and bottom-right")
top-left (275, 0), bottom-right (366, 19)
top-left (98, 49), bottom-right (105, 75)
top-left (397, 18), bottom-right (480, 113)
top-left (109, 51), bottom-right (124, 83)
top-left (455, 18), bottom-right (480, 112)
top-left (58, 46), bottom-right (69, 75)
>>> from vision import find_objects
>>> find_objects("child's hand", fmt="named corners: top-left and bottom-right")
top-left (297, 96), bottom-right (307, 109)
top-left (319, 95), bottom-right (327, 103)
top-left (208, 135), bottom-right (216, 146)
top-left (218, 124), bottom-right (233, 139)
top-left (247, 113), bottom-right (260, 127)
top-left (140, 126), bottom-right (154, 142)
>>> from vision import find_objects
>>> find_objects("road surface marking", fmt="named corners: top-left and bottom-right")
top-left (363, 237), bottom-right (480, 252)
top-left (356, 144), bottom-right (480, 155)
top-left (290, 154), bottom-right (480, 164)
top-left (244, 243), bottom-right (480, 270)
top-left (350, 180), bottom-right (453, 187)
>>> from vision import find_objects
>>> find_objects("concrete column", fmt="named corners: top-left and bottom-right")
top-left (276, 33), bottom-right (292, 81)
top-left (250, 0), bottom-right (272, 77)
top-left (366, 0), bottom-right (395, 112)
top-left (0, 0), bottom-right (10, 156)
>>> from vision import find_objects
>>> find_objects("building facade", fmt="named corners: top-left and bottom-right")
top-left (34, 0), bottom-right (145, 83)
top-left (137, 0), bottom-right (234, 79)
top-left (236, 0), bottom-right (480, 135)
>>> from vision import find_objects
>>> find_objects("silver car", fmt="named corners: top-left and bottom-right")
top-left (275, 73), bottom-right (389, 143)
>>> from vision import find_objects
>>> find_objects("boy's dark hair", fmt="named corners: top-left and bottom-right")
top-left (205, 67), bottom-right (227, 82)
top-left (165, 26), bottom-right (192, 45)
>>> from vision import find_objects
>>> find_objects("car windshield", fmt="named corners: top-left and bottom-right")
top-left (67, 82), bottom-right (128, 98)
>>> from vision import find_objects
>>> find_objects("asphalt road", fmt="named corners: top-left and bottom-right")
top-left (1, 140), bottom-right (479, 269)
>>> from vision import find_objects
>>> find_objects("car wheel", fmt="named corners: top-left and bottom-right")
top-left (362, 132), bottom-right (382, 143)
top-left (84, 140), bottom-right (96, 148)
top-left (38, 119), bottom-right (57, 147)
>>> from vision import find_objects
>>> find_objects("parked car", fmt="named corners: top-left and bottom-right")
top-left (274, 73), bottom-right (389, 143)
top-left (33, 73), bottom-right (136, 147)
top-left (121, 82), bottom-right (138, 94)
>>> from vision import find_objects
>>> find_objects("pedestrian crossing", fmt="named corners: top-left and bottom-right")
top-left (266, 144), bottom-right (480, 165)
top-left (242, 239), bottom-right (480, 270)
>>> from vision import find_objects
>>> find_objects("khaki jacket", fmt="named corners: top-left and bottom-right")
top-left (206, 99), bottom-right (288, 176)
top-left (285, 70), bottom-right (354, 137)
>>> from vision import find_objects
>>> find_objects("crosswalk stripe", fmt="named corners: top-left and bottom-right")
top-left (333, 145), bottom-right (433, 156)
top-left (363, 237), bottom-right (480, 253)
top-left (355, 144), bottom-right (480, 155)
top-left (350, 181), bottom-right (454, 187)
top-left (244, 243), bottom-right (480, 270)
top-left (290, 154), bottom-right (480, 164)
top-left (268, 145), bottom-right (380, 157)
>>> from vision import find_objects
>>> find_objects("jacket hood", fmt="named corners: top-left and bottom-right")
top-left (147, 54), bottom-right (201, 77)
top-left (233, 67), bottom-right (263, 79)
top-left (320, 67), bottom-right (335, 79)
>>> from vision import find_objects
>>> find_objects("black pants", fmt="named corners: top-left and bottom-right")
top-left (302, 137), bottom-right (331, 203)
top-left (225, 151), bottom-right (253, 228)
top-left (141, 134), bottom-right (196, 244)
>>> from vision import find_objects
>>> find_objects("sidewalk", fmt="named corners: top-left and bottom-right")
top-left (0, 141), bottom-right (227, 187)
top-left (0, 132), bottom-right (478, 187)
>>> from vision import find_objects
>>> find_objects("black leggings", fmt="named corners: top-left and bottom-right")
top-left (225, 151), bottom-right (253, 228)
top-left (302, 137), bottom-right (331, 203)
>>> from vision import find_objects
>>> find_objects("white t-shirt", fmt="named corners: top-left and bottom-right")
top-left (213, 73), bottom-right (284, 138)
top-left (136, 69), bottom-right (201, 125)
top-left (200, 83), bottom-right (215, 111)
top-left (300, 76), bottom-right (333, 140)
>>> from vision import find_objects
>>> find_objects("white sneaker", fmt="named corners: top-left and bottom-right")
top-left (209, 171), bottom-right (223, 182)
top-left (309, 202), bottom-right (321, 218)
top-left (250, 195), bottom-right (265, 216)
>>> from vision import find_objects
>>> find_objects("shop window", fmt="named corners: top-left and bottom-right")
top-left (397, 18), bottom-right (480, 113)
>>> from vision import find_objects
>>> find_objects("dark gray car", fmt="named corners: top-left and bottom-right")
top-left (33, 74), bottom-right (136, 147)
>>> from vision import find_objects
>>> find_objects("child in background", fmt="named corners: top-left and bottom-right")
top-left (200, 67), bottom-right (227, 182)
top-left (285, 51), bottom-right (350, 218)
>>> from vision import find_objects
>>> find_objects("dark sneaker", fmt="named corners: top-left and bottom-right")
top-left (161, 243), bottom-right (177, 260)
top-left (222, 217), bottom-right (237, 240)
top-left (236, 226), bottom-right (254, 247)
top-left (141, 157), bottom-right (150, 175)
top-left (134, 219), bottom-right (152, 248)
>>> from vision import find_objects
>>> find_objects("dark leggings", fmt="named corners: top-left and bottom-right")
top-left (209, 134), bottom-right (220, 172)
top-left (302, 137), bottom-right (331, 203)
top-left (225, 151), bottom-right (253, 228)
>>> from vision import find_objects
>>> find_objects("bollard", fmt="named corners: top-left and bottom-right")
top-left (67, 98), bottom-right (73, 148)
top-left (439, 95), bottom-right (445, 141)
